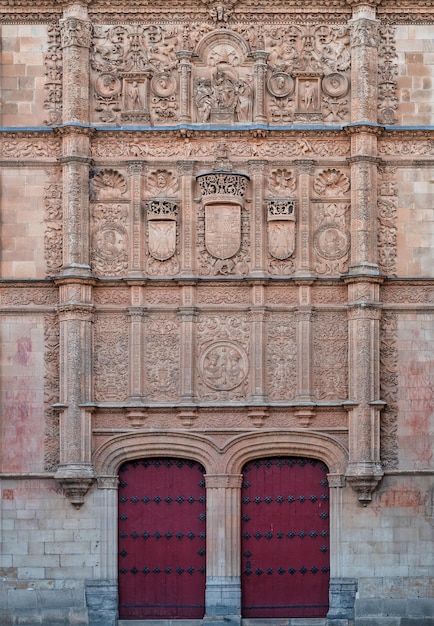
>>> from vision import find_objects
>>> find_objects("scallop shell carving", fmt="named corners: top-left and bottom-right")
top-left (92, 169), bottom-right (127, 199)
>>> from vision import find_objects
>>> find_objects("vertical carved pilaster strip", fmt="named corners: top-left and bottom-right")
top-left (59, 129), bottom-right (93, 276)
top-left (347, 127), bottom-right (382, 275)
top-left (248, 160), bottom-right (267, 276)
top-left (128, 162), bottom-right (144, 276)
top-left (327, 473), bottom-right (346, 578)
top-left (295, 160), bottom-right (314, 275)
top-left (252, 51), bottom-right (268, 125)
top-left (128, 307), bottom-right (147, 401)
top-left (60, 5), bottom-right (91, 124)
top-left (346, 277), bottom-right (384, 504)
top-left (205, 474), bottom-right (243, 620)
top-left (295, 282), bottom-right (314, 411)
top-left (249, 285), bottom-right (266, 404)
top-left (55, 289), bottom-right (94, 507)
top-left (176, 51), bottom-right (193, 124)
top-left (179, 284), bottom-right (196, 403)
top-left (178, 160), bottom-right (195, 276)
top-left (349, 6), bottom-right (379, 124)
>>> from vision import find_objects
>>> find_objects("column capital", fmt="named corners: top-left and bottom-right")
top-left (205, 474), bottom-right (243, 489)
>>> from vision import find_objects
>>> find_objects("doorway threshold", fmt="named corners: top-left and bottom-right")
top-left (118, 617), bottom-right (327, 626)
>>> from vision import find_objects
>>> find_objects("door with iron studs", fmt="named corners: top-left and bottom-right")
top-left (118, 458), bottom-right (206, 619)
top-left (241, 457), bottom-right (330, 618)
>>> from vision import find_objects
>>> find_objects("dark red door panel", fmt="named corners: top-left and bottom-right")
top-left (118, 458), bottom-right (206, 619)
top-left (241, 457), bottom-right (330, 618)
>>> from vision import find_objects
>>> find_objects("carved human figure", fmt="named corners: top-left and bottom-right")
top-left (212, 69), bottom-right (236, 108)
top-left (301, 81), bottom-right (315, 109)
top-left (128, 81), bottom-right (141, 110)
top-left (194, 78), bottom-right (212, 122)
top-left (235, 79), bottom-right (252, 122)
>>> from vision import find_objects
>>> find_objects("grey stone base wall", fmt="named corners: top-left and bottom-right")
top-left (204, 576), bottom-right (241, 625)
top-left (0, 587), bottom-right (88, 626)
top-left (326, 577), bottom-right (357, 623)
top-left (85, 578), bottom-right (117, 626)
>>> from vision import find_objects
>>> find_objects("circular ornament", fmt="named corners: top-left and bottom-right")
top-left (151, 72), bottom-right (177, 98)
top-left (313, 224), bottom-right (350, 261)
top-left (267, 72), bottom-right (295, 98)
top-left (93, 225), bottom-right (126, 260)
top-left (200, 341), bottom-right (248, 391)
top-left (321, 73), bottom-right (349, 98)
top-left (95, 73), bottom-right (122, 98)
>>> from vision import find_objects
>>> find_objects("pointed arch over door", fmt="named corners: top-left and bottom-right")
top-left (118, 457), bottom-right (206, 619)
top-left (241, 456), bottom-right (330, 618)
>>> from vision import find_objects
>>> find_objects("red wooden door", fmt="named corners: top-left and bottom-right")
top-left (118, 458), bottom-right (206, 619)
top-left (241, 457), bottom-right (330, 618)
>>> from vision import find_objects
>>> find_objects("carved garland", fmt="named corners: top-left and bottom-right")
top-left (379, 311), bottom-right (398, 470)
top-left (44, 313), bottom-right (60, 472)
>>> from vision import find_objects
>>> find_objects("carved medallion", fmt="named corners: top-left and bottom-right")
top-left (200, 341), bottom-right (248, 391)
top-left (93, 225), bottom-right (127, 261)
top-left (314, 224), bottom-right (349, 261)
top-left (95, 73), bottom-right (122, 98)
top-left (321, 73), bottom-right (349, 98)
top-left (267, 72), bottom-right (294, 98)
top-left (205, 204), bottom-right (241, 259)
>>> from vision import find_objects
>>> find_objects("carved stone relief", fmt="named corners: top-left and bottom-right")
top-left (197, 172), bottom-right (250, 276)
top-left (94, 313), bottom-right (129, 402)
top-left (91, 168), bottom-right (128, 200)
top-left (44, 168), bottom-right (63, 276)
top-left (91, 24), bottom-right (179, 124)
top-left (44, 313), bottom-right (60, 472)
top-left (44, 23), bottom-right (63, 125)
top-left (145, 169), bottom-right (180, 276)
top-left (266, 312), bottom-right (296, 401)
top-left (377, 167), bottom-right (398, 276)
top-left (91, 203), bottom-right (128, 277)
top-left (145, 313), bottom-right (180, 401)
top-left (313, 311), bottom-right (348, 401)
top-left (379, 311), bottom-right (398, 469)
top-left (313, 202), bottom-right (350, 275)
top-left (377, 25), bottom-right (398, 125)
top-left (196, 313), bottom-right (250, 401)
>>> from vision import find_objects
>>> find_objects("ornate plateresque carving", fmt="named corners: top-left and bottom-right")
top-left (44, 168), bottom-right (63, 276)
top-left (145, 313), bottom-right (180, 401)
top-left (377, 24), bottom-right (398, 125)
top-left (313, 311), bottom-right (348, 401)
top-left (44, 22), bottom-right (63, 125)
top-left (196, 313), bottom-right (250, 401)
top-left (44, 313), bottom-right (60, 472)
top-left (377, 167), bottom-right (398, 276)
top-left (379, 311), bottom-right (398, 469)
top-left (91, 203), bottom-right (128, 277)
top-left (197, 172), bottom-right (250, 276)
top-left (266, 313), bottom-right (297, 401)
top-left (94, 313), bottom-right (129, 402)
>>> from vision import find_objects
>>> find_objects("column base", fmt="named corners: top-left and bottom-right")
top-left (205, 576), bottom-right (241, 624)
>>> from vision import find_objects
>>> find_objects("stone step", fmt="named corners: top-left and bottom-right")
top-left (118, 617), bottom-right (326, 626)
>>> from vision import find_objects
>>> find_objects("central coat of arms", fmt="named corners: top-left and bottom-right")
top-left (205, 203), bottom-right (241, 259)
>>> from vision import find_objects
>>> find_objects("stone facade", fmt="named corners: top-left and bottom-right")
top-left (0, 0), bottom-right (433, 625)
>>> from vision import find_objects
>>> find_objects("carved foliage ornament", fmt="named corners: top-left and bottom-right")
top-left (377, 24), bottom-right (398, 125)
top-left (91, 203), bottom-right (128, 277)
top-left (44, 168), bottom-right (63, 276)
top-left (44, 23), bottom-right (62, 126)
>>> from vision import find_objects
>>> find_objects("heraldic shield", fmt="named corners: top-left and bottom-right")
top-left (205, 203), bottom-right (241, 260)
top-left (147, 200), bottom-right (178, 261)
top-left (267, 199), bottom-right (296, 260)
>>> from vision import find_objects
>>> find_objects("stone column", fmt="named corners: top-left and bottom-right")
top-left (178, 160), bottom-right (196, 276)
top-left (60, 3), bottom-right (91, 124)
top-left (345, 278), bottom-right (384, 504)
top-left (248, 160), bottom-right (268, 276)
top-left (252, 50), bottom-right (268, 125)
top-left (204, 474), bottom-right (243, 626)
top-left (176, 50), bottom-right (193, 124)
top-left (344, 1), bottom-right (384, 505)
top-left (249, 284), bottom-right (267, 405)
top-left (127, 162), bottom-right (145, 276)
top-left (179, 284), bottom-right (196, 403)
top-left (295, 160), bottom-right (315, 275)
top-left (294, 281), bottom-right (316, 426)
top-left (55, 281), bottom-right (94, 507)
top-left (59, 129), bottom-right (93, 276)
top-left (86, 477), bottom-right (118, 626)
top-left (127, 307), bottom-right (147, 401)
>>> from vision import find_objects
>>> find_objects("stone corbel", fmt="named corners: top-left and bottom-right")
top-left (55, 468), bottom-right (95, 509)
